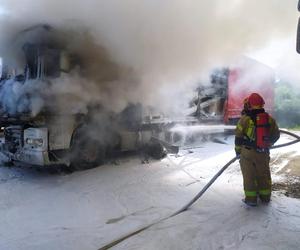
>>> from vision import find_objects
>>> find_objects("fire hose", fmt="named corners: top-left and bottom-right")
top-left (99, 129), bottom-right (300, 250)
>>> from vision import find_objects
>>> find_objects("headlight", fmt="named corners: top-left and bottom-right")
top-left (25, 138), bottom-right (43, 147)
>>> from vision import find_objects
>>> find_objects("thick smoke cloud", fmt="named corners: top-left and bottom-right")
top-left (0, 0), bottom-right (297, 116)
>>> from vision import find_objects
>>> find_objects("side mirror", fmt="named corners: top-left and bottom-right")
top-left (297, 18), bottom-right (300, 53)
top-left (297, 1), bottom-right (300, 53)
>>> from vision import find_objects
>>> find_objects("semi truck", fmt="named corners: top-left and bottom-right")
top-left (0, 25), bottom-right (178, 169)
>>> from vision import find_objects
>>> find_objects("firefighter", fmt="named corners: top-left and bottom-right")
top-left (235, 93), bottom-right (280, 206)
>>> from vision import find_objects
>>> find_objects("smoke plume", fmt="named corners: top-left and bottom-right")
top-left (0, 0), bottom-right (297, 116)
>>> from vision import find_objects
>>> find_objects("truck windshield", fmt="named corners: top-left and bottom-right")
top-left (24, 44), bottom-right (61, 79)
top-left (42, 49), bottom-right (61, 78)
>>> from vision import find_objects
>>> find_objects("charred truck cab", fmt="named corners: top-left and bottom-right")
top-left (0, 25), bottom-right (171, 169)
top-left (0, 25), bottom-right (78, 167)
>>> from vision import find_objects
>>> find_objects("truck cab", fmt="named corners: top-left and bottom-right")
top-left (0, 25), bottom-right (170, 169)
top-left (0, 25), bottom-right (78, 167)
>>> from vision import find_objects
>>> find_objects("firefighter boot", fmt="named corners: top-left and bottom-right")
top-left (242, 195), bottom-right (257, 206)
top-left (259, 194), bottom-right (270, 204)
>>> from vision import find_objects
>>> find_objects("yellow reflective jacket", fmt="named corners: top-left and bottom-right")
top-left (235, 113), bottom-right (280, 154)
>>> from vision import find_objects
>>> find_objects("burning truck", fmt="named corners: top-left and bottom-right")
top-left (169, 57), bottom-right (275, 146)
top-left (0, 24), bottom-right (180, 169)
top-left (0, 25), bottom-right (275, 169)
top-left (190, 57), bottom-right (275, 124)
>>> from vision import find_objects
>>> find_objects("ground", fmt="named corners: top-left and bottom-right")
top-left (272, 154), bottom-right (300, 199)
top-left (0, 132), bottom-right (299, 250)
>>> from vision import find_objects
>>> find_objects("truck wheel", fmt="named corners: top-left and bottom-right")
top-left (147, 142), bottom-right (167, 160)
top-left (70, 133), bottom-right (106, 170)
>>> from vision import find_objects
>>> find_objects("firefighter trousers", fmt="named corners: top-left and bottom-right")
top-left (240, 146), bottom-right (271, 203)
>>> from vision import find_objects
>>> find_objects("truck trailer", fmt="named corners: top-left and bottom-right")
top-left (192, 57), bottom-right (275, 125)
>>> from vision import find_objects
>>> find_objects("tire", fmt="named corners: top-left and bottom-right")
top-left (70, 129), bottom-right (106, 170)
top-left (146, 142), bottom-right (167, 160)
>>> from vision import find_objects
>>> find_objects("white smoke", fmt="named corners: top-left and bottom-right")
top-left (0, 78), bottom-right (45, 116)
top-left (0, 0), bottom-right (298, 115)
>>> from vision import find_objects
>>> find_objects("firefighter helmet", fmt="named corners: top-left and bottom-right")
top-left (248, 93), bottom-right (265, 109)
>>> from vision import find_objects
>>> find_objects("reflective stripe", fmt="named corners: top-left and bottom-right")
top-left (235, 146), bottom-right (241, 154)
top-left (237, 123), bottom-right (243, 131)
top-left (246, 119), bottom-right (255, 141)
top-left (259, 189), bottom-right (271, 195)
top-left (244, 190), bottom-right (257, 197)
